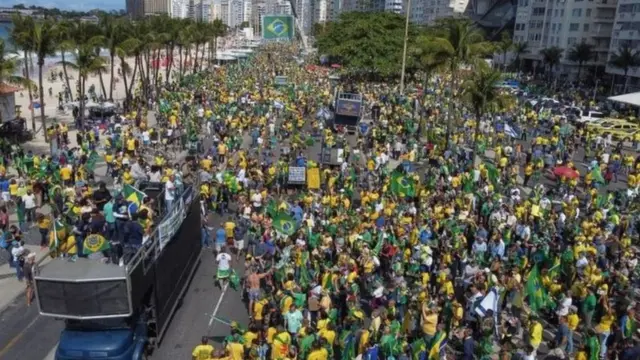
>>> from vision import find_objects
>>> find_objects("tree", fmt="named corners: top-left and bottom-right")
top-left (463, 61), bottom-right (505, 161)
top-left (59, 44), bottom-right (106, 128)
top-left (316, 12), bottom-right (414, 77)
top-left (0, 39), bottom-right (34, 122)
top-left (497, 32), bottom-right (513, 71)
top-left (32, 19), bottom-right (57, 141)
top-left (420, 18), bottom-right (493, 147)
top-left (609, 44), bottom-right (640, 94)
top-left (209, 19), bottom-right (226, 66)
top-left (53, 19), bottom-right (75, 98)
top-left (10, 13), bottom-right (37, 130)
top-left (512, 42), bottom-right (529, 74)
top-left (540, 46), bottom-right (563, 82)
top-left (98, 14), bottom-right (121, 100)
top-left (567, 41), bottom-right (595, 83)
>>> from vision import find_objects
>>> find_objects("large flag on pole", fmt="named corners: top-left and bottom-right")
top-left (123, 184), bottom-right (146, 206)
top-left (525, 265), bottom-right (547, 313)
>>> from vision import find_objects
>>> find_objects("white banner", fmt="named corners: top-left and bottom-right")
top-left (158, 198), bottom-right (186, 251)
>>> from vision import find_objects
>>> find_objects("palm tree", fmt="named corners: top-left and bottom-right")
top-left (497, 32), bottom-right (513, 71)
top-left (423, 18), bottom-right (493, 147)
top-left (10, 14), bottom-right (36, 130)
top-left (512, 41), bottom-right (529, 74)
top-left (209, 19), bottom-right (226, 66)
top-left (609, 44), bottom-right (640, 94)
top-left (0, 39), bottom-right (34, 122)
top-left (412, 35), bottom-right (447, 88)
top-left (59, 45), bottom-right (106, 127)
top-left (54, 19), bottom-right (75, 99)
top-left (98, 15), bottom-right (121, 101)
top-left (540, 46), bottom-right (563, 82)
top-left (32, 19), bottom-right (57, 141)
top-left (567, 41), bottom-right (595, 83)
top-left (464, 61), bottom-right (504, 161)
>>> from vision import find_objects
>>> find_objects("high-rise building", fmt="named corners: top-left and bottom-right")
top-left (220, 0), bottom-right (231, 25)
top-left (144, 0), bottom-right (170, 15)
top-left (513, 0), bottom-right (617, 77)
top-left (244, 0), bottom-right (253, 23)
top-left (606, 0), bottom-right (640, 92)
top-left (170, 0), bottom-right (190, 18)
top-left (410, 0), bottom-right (468, 25)
top-left (126, 0), bottom-right (145, 18)
top-left (229, 0), bottom-right (245, 27)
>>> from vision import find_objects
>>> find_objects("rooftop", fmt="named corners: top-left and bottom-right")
top-left (37, 257), bottom-right (127, 282)
top-left (0, 83), bottom-right (21, 95)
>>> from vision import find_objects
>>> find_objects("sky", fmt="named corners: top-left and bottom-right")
top-left (6, 0), bottom-right (124, 11)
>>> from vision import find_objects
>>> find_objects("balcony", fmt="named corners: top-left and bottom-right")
top-left (590, 27), bottom-right (613, 37)
top-left (594, 0), bottom-right (616, 8)
top-left (594, 15), bottom-right (615, 22)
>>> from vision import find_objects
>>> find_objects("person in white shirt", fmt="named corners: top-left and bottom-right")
top-left (22, 190), bottom-right (37, 223)
top-left (142, 130), bottom-right (150, 146)
top-left (251, 191), bottom-right (262, 210)
top-left (215, 248), bottom-right (232, 288)
top-left (11, 241), bottom-right (25, 280)
top-left (164, 175), bottom-right (176, 212)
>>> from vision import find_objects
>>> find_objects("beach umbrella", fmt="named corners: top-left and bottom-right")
top-left (29, 101), bottom-right (43, 110)
top-left (552, 166), bottom-right (579, 179)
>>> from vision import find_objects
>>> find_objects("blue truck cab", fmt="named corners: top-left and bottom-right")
top-left (35, 185), bottom-right (202, 360)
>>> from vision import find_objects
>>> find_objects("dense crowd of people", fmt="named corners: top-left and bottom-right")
top-left (1, 43), bottom-right (640, 360)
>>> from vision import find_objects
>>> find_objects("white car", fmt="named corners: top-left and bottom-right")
top-left (575, 110), bottom-right (605, 124)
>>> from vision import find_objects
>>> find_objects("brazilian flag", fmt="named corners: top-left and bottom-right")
top-left (272, 212), bottom-right (297, 236)
top-left (525, 265), bottom-right (548, 313)
top-left (390, 171), bottom-right (416, 197)
top-left (123, 184), bottom-right (146, 206)
top-left (49, 219), bottom-right (67, 250)
top-left (83, 234), bottom-right (110, 255)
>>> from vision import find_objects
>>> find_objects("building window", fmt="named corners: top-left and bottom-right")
top-left (568, 37), bottom-right (577, 45)
top-left (569, 23), bottom-right (579, 31)
top-left (584, 23), bottom-right (589, 31)
top-left (571, 8), bottom-right (581, 17)
top-left (586, 8), bottom-right (591, 16)
top-left (552, 23), bottom-right (556, 31)
top-left (560, 9), bottom-right (564, 16)
top-left (554, 9), bottom-right (558, 16)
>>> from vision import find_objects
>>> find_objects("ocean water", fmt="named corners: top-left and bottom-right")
top-left (0, 23), bottom-right (14, 50)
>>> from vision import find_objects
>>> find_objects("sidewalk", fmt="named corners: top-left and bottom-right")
top-left (0, 245), bottom-right (53, 311)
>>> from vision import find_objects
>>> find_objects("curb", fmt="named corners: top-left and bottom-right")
top-left (0, 250), bottom-right (53, 280)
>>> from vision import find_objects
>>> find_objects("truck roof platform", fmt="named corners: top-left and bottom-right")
top-left (38, 258), bottom-right (127, 282)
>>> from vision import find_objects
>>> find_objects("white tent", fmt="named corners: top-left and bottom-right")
top-left (608, 91), bottom-right (640, 107)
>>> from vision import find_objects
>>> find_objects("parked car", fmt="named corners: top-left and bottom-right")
top-left (587, 120), bottom-right (639, 141)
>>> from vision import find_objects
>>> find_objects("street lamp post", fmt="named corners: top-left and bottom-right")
top-left (399, 0), bottom-right (411, 95)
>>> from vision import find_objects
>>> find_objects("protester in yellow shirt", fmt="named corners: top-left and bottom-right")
top-left (191, 337), bottom-right (214, 360)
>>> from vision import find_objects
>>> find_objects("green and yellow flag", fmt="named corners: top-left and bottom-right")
top-left (272, 212), bottom-right (297, 236)
top-left (525, 265), bottom-right (547, 313)
top-left (390, 171), bottom-right (416, 197)
top-left (123, 184), bottom-right (145, 206)
top-left (83, 234), bottom-right (110, 255)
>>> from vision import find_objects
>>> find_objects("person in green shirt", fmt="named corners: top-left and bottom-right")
top-left (582, 288), bottom-right (597, 330)
top-left (16, 198), bottom-right (26, 232)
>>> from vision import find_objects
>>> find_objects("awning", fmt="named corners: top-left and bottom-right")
top-left (608, 91), bottom-right (640, 107)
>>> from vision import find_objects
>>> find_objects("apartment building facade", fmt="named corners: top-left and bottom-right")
top-left (606, 0), bottom-right (640, 91)
top-left (512, 0), bottom-right (617, 77)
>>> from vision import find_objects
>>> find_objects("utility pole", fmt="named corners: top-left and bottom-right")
top-left (399, 0), bottom-right (411, 94)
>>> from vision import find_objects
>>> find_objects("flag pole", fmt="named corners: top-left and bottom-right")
top-left (399, 0), bottom-right (412, 95)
